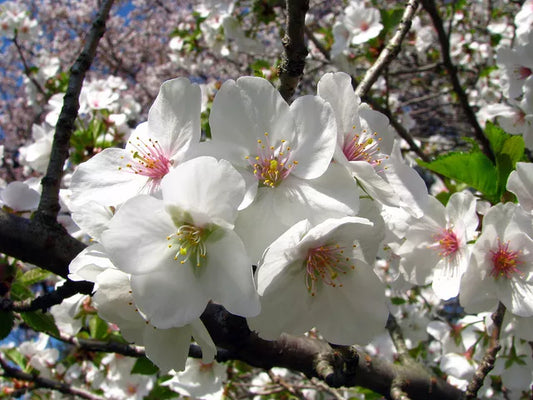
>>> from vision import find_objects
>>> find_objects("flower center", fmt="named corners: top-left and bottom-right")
top-left (515, 65), bottom-right (532, 81)
top-left (342, 127), bottom-right (387, 167)
top-left (119, 136), bottom-right (172, 182)
top-left (305, 243), bottom-right (356, 296)
top-left (245, 132), bottom-right (297, 188)
top-left (432, 228), bottom-right (460, 258)
top-left (167, 224), bottom-right (207, 267)
top-left (489, 239), bottom-right (523, 280)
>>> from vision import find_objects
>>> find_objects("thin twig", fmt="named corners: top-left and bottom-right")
top-left (420, 0), bottom-right (494, 162)
top-left (304, 25), bottom-right (330, 60)
top-left (465, 302), bottom-right (506, 399)
top-left (364, 97), bottom-right (431, 163)
top-left (278, 0), bottom-right (310, 103)
top-left (57, 333), bottom-right (146, 357)
top-left (36, 0), bottom-right (115, 225)
top-left (0, 354), bottom-right (105, 400)
top-left (355, 0), bottom-right (419, 98)
top-left (385, 313), bottom-right (412, 365)
top-left (388, 63), bottom-right (441, 76)
top-left (12, 35), bottom-right (47, 97)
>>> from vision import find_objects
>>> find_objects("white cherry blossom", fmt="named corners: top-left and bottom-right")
top-left (101, 156), bottom-right (260, 329)
top-left (70, 77), bottom-right (201, 209)
top-left (395, 191), bottom-right (478, 300)
top-left (460, 202), bottom-right (533, 317)
top-left (248, 217), bottom-right (387, 345)
top-left (200, 76), bottom-right (359, 262)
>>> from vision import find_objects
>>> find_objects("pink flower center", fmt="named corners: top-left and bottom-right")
top-left (342, 128), bottom-right (387, 167)
top-left (305, 243), bottom-right (356, 296)
top-left (246, 132), bottom-right (297, 188)
top-left (360, 21), bottom-right (370, 32)
top-left (119, 136), bottom-right (172, 189)
top-left (489, 239), bottom-right (523, 280)
top-left (199, 362), bottom-right (214, 372)
top-left (433, 228), bottom-right (460, 258)
top-left (515, 65), bottom-right (532, 81)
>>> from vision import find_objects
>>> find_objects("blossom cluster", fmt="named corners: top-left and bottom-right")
top-left (2, 1), bottom-right (533, 399)
top-left (66, 72), bottom-right (393, 371)
top-left (61, 70), bottom-right (532, 398)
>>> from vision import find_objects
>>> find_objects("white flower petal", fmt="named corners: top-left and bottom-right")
top-left (161, 156), bottom-right (244, 227)
top-left (102, 195), bottom-right (176, 275)
top-left (147, 77), bottom-right (201, 159)
top-left (289, 95), bottom-right (336, 179)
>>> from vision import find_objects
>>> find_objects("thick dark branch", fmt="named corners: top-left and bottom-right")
top-left (465, 302), bottom-right (506, 399)
top-left (420, 0), bottom-right (494, 162)
top-left (0, 355), bottom-right (105, 400)
top-left (202, 303), bottom-right (464, 400)
top-left (278, 0), bottom-right (309, 103)
top-left (0, 210), bottom-right (86, 279)
top-left (36, 0), bottom-right (115, 225)
top-left (355, 0), bottom-right (419, 98)
top-left (0, 279), bottom-right (92, 312)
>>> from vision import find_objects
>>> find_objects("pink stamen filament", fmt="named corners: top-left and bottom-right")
top-left (342, 128), bottom-right (386, 167)
top-left (515, 65), bottom-right (532, 81)
top-left (489, 239), bottom-right (523, 280)
top-left (305, 244), bottom-right (355, 296)
top-left (432, 228), bottom-right (460, 258)
top-left (246, 133), bottom-right (297, 188)
top-left (120, 137), bottom-right (172, 180)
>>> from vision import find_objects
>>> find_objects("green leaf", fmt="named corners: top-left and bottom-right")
top-left (20, 311), bottom-right (60, 337)
top-left (19, 267), bottom-right (51, 286)
top-left (485, 121), bottom-right (525, 199)
top-left (0, 311), bottom-right (14, 340)
top-left (380, 8), bottom-right (404, 34)
top-left (5, 348), bottom-right (26, 369)
top-left (9, 280), bottom-right (34, 301)
top-left (144, 383), bottom-right (180, 399)
top-left (390, 297), bottom-right (407, 305)
top-left (417, 151), bottom-right (499, 202)
top-left (435, 191), bottom-right (452, 206)
top-left (131, 356), bottom-right (159, 375)
top-left (89, 315), bottom-right (110, 340)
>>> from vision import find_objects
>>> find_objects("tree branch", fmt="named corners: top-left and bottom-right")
top-left (355, 0), bottom-right (419, 98)
top-left (12, 35), bottom-right (47, 98)
top-left (0, 354), bottom-right (105, 400)
top-left (465, 301), bottom-right (506, 399)
top-left (0, 209), bottom-right (86, 279)
top-left (363, 97), bottom-right (431, 163)
top-left (36, 0), bottom-right (115, 225)
top-left (419, 0), bottom-right (494, 162)
top-left (278, 0), bottom-right (310, 103)
top-left (201, 303), bottom-right (464, 400)
top-left (0, 279), bottom-right (92, 312)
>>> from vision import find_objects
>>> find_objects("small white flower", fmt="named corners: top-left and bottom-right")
top-left (331, 1), bottom-right (383, 57)
top-left (70, 77), bottom-right (201, 209)
top-left (460, 203), bottom-right (533, 317)
top-left (395, 191), bottom-right (478, 300)
top-left (101, 156), bottom-right (260, 329)
top-left (162, 358), bottom-right (227, 400)
top-left (248, 217), bottom-right (387, 345)
top-left (201, 75), bottom-right (358, 262)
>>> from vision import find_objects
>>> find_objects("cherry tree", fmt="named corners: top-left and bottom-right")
top-left (1, 0), bottom-right (532, 399)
